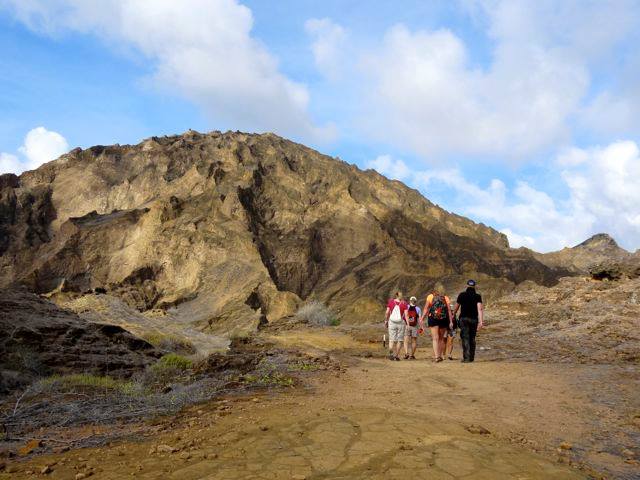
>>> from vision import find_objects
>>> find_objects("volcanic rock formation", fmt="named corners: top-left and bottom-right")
top-left (0, 289), bottom-right (158, 394)
top-left (0, 131), bottom-right (571, 330)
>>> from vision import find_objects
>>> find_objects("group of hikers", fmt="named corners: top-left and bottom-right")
top-left (384, 279), bottom-right (484, 362)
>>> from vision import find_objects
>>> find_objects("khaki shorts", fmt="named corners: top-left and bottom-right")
top-left (405, 325), bottom-right (419, 338)
top-left (388, 322), bottom-right (405, 342)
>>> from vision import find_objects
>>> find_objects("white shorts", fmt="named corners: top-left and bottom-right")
top-left (388, 322), bottom-right (405, 342)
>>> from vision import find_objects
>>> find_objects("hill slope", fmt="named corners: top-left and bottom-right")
top-left (0, 131), bottom-right (569, 328)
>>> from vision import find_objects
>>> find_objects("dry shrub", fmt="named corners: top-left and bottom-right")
top-left (294, 301), bottom-right (337, 327)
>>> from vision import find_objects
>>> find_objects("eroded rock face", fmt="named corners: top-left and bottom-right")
top-left (0, 289), bottom-right (159, 394)
top-left (0, 131), bottom-right (569, 327)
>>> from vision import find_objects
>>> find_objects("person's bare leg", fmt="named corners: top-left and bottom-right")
top-left (446, 336), bottom-right (453, 358)
top-left (403, 335), bottom-right (410, 357)
top-left (439, 329), bottom-right (447, 359)
top-left (395, 341), bottom-right (403, 358)
top-left (430, 326), bottom-right (439, 360)
top-left (411, 337), bottom-right (418, 356)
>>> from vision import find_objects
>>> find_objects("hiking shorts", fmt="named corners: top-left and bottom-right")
top-left (388, 322), bottom-right (405, 342)
top-left (428, 317), bottom-right (449, 329)
top-left (405, 325), bottom-right (419, 338)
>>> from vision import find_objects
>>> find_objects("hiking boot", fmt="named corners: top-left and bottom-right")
top-left (388, 353), bottom-right (395, 361)
top-left (403, 354), bottom-right (410, 360)
top-left (394, 356), bottom-right (401, 361)
top-left (410, 355), bottom-right (416, 360)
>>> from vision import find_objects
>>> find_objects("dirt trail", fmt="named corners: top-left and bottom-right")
top-left (2, 329), bottom-right (638, 479)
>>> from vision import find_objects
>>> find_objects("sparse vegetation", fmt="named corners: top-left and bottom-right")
top-left (157, 353), bottom-right (193, 370)
top-left (141, 332), bottom-right (195, 354)
top-left (288, 362), bottom-right (320, 372)
top-left (0, 340), bottom-right (311, 452)
top-left (241, 372), bottom-right (295, 387)
top-left (39, 374), bottom-right (135, 394)
top-left (294, 300), bottom-right (338, 327)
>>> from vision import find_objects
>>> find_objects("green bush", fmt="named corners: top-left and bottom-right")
top-left (40, 374), bottom-right (135, 394)
top-left (157, 353), bottom-right (193, 371)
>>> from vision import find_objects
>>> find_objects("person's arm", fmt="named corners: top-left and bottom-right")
top-left (420, 299), bottom-right (429, 323)
top-left (446, 297), bottom-right (454, 329)
top-left (385, 306), bottom-right (390, 327)
top-left (477, 302), bottom-right (484, 329)
top-left (453, 303), bottom-right (460, 316)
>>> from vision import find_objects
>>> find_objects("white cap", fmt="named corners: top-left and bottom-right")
top-left (409, 296), bottom-right (417, 302)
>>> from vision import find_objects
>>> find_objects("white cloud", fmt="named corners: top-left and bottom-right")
top-left (18, 126), bottom-right (69, 170)
top-left (305, 18), bottom-right (347, 81)
top-left (367, 154), bottom-right (411, 181)
top-left (370, 141), bottom-right (640, 252)
top-left (360, 22), bottom-right (587, 157)
top-left (0, 153), bottom-right (21, 175)
top-left (2, 0), bottom-right (333, 142)
top-left (0, 127), bottom-right (68, 174)
top-left (499, 228), bottom-right (535, 249)
top-left (356, 0), bottom-right (639, 158)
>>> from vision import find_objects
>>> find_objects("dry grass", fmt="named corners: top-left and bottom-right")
top-left (294, 301), bottom-right (338, 327)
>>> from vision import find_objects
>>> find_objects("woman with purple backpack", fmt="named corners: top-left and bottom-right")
top-left (420, 284), bottom-right (454, 362)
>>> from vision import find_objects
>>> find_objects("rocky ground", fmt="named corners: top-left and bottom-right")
top-left (485, 276), bottom-right (640, 364)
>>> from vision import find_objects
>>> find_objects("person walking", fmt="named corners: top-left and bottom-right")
top-left (420, 284), bottom-right (453, 362)
top-left (444, 310), bottom-right (458, 360)
top-left (454, 279), bottom-right (484, 363)
top-left (385, 291), bottom-right (407, 361)
top-left (403, 296), bottom-right (421, 359)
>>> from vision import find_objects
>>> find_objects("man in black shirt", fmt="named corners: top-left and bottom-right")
top-left (454, 279), bottom-right (484, 363)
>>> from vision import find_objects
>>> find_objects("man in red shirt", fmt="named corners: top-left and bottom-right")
top-left (385, 291), bottom-right (407, 361)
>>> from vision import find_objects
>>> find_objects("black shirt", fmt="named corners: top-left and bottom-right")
top-left (456, 288), bottom-right (482, 319)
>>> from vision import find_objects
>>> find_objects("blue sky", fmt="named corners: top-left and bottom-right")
top-left (1, 0), bottom-right (639, 252)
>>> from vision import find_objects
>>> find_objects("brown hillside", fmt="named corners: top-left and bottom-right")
top-left (0, 131), bottom-right (569, 329)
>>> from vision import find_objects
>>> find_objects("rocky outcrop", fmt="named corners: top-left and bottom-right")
top-left (534, 233), bottom-right (632, 274)
top-left (0, 131), bottom-right (571, 328)
top-left (0, 289), bottom-right (159, 394)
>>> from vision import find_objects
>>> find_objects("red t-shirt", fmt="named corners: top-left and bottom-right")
top-left (387, 298), bottom-right (407, 319)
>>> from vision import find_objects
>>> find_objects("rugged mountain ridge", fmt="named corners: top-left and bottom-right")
top-left (534, 233), bottom-right (633, 274)
top-left (0, 130), bottom-right (570, 328)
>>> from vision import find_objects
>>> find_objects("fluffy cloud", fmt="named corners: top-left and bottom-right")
top-left (367, 154), bottom-right (410, 181)
top-left (18, 127), bottom-right (69, 169)
top-left (356, 0), bottom-right (639, 157)
top-left (305, 18), bottom-right (347, 81)
top-left (361, 23), bottom-right (586, 157)
top-left (0, 153), bottom-right (21, 175)
top-left (371, 140), bottom-right (640, 252)
top-left (2, 0), bottom-right (333, 142)
top-left (0, 127), bottom-right (68, 174)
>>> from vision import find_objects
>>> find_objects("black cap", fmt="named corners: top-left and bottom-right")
top-left (467, 279), bottom-right (476, 287)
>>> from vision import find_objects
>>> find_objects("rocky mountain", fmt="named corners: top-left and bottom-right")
top-left (0, 131), bottom-right (572, 332)
top-left (534, 233), bottom-right (632, 274)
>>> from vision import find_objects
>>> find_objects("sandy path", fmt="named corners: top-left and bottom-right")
top-left (1, 360), bottom-right (593, 479)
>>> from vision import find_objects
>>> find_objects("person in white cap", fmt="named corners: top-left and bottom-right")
top-left (403, 296), bottom-right (422, 359)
